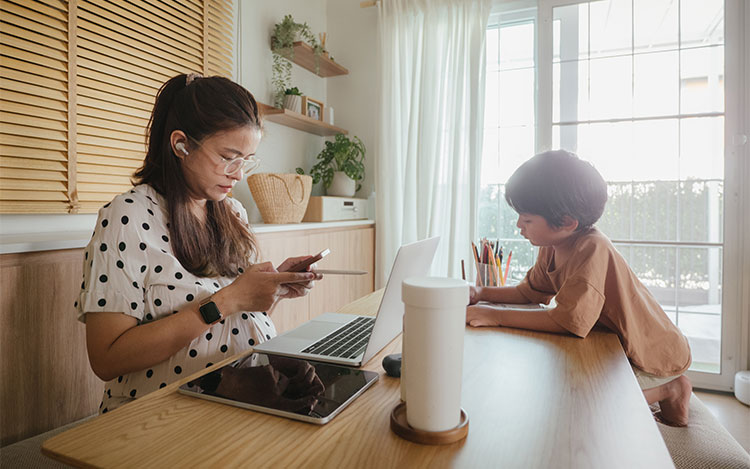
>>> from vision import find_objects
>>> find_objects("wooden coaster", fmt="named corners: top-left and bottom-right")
top-left (390, 402), bottom-right (469, 445)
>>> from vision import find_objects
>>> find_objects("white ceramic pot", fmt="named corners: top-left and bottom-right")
top-left (283, 94), bottom-right (301, 113)
top-left (327, 171), bottom-right (356, 197)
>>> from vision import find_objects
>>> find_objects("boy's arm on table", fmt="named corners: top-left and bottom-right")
top-left (467, 285), bottom-right (568, 334)
top-left (470, 285), bottom-right (529, 304)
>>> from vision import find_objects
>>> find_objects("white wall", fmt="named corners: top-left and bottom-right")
top-left (234, 0), bottom-right (328, 223)
top-left (234, 0), bottom-right (378, 223)
top-left (326, 0), bottom-right (379, 200)
top-left (0, 0), bottom-right (379, 236)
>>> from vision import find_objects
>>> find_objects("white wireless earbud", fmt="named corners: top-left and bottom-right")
top-left (175, 142), bottom-right (189, 156)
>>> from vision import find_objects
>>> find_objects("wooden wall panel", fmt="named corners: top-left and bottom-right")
top-left (0, 248), bottom-right (103, 447)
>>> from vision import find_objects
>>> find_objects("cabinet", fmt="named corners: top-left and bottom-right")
top-left (0, 249), bottom-right (102, 446)
top-left (255, 223), bottom-right (375, 333)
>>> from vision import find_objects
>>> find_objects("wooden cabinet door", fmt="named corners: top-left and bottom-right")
top-left (254, 231), bottom-right (310, 333)
top-left (308, 227), bottom-right (375, 318)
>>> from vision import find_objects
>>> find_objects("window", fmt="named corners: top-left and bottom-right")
top-left (480, 0), bottom-right (745, 390)
top-left (480, 9), bottom-right (539, 284)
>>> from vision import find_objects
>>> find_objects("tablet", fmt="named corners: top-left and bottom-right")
top-left (177, 353), bottom-right (379, 425)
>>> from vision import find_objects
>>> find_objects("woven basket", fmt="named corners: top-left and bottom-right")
top-left (247, 173), bottom-right (312, 224)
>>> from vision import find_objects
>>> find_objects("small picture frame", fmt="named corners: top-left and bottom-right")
top-left (301, 96), bottom-right (324, 121)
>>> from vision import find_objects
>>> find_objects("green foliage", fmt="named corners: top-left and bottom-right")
top-left (271, 15), bottom-right (323, 107)
top-left (296, 135), bottom-right (366, 192)
top-left (271, 53), bottom-right (292, 108)
top-left (284, 87), bottom-right (302, 96)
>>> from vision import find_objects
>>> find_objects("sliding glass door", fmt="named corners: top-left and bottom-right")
top-left (481, 0), bottom-right (746, 390)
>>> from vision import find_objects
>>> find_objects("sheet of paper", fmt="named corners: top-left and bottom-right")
top-left (476, 301), bottom-right (553, 312)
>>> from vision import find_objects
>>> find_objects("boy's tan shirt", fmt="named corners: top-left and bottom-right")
top-left (516, 227), bottom-right (691, 376)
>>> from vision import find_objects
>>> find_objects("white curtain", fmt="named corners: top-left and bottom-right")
top-left (375, 0), bottom-right (491, 287)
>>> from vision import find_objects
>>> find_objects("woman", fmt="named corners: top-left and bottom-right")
top-left (76, 74), bottom-right (321, 412)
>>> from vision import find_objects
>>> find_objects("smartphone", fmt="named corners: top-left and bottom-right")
top-left (286, 248), bottom-right (330, 272)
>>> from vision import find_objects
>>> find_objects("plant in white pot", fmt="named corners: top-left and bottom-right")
top-left (283, 87), bottom-right (302, 113)
top-left (296, 134), bottom-right (366, 197)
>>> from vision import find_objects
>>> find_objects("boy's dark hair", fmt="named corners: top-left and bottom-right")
top-left (504, 150), bottom-right (607, 230)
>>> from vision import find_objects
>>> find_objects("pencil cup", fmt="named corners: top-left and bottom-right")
top-left (475, 262), bottom-right (500, 287)
top-left (391, 277), bottom-right (469, 444)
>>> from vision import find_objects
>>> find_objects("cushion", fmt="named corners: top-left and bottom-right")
top-left (652, 394), bottom-right (750, 469)
top-left (0, 415), bottom-right (95, 468)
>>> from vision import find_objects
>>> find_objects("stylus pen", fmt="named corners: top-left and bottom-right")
top-left (314, 269), bottom-right (368, 275)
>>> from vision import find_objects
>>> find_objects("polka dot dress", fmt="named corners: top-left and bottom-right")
top-left (75, 184), bottom-right (275, 413)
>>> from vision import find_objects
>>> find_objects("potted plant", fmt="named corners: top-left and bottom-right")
top-left (271, 15), bottom-right (323, 108)
top-left (296, 134), bottom-right (366, 197)
top-left (283, 87), bottom-right (302, 113)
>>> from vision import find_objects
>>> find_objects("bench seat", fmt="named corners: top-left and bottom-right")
top-left (653, 394), bottom-right (750, 469)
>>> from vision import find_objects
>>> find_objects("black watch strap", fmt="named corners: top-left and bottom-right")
top-left (198, 297), bottom-right (222, 324)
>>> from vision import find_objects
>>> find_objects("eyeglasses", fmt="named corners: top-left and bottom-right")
top-left (185, 134), bottom-right (260, 176)
top-left (223, 155), bottom-right (260, 176)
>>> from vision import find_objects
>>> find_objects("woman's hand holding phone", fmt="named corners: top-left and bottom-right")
top-left (274, 250), bottom-right (328, 298)
top-left (281, 249), bottom-right (330, 272)
top-left (218, 262), bottom-right (315, 312)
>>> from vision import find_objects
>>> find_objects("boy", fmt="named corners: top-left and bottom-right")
top-left (467, 150), bottom-right (692, 426)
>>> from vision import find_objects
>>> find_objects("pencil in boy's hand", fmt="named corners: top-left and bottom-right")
top-left (461, 259), bottom-right (466, 281)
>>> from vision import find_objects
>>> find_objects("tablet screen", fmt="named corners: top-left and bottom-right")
top-left (177, 353), bottom-right (379, 424)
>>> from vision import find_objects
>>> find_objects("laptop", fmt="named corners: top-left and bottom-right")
top-left (253, 236), bottom-right (440, 366)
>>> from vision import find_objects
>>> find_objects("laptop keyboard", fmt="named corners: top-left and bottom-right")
top-left (301, 316), bottom-right (375, 359)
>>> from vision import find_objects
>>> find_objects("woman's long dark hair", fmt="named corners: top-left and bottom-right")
top-left (134, 74), bottom-right (260, 277)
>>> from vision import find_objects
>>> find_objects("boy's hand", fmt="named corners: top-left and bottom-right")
top-left (466, 304), bottom-right (502, 327)
top-left (468, 286), bottom-right (482, 305)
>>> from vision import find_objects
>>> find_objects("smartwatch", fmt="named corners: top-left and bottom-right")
top-left (198, 297), bottom-right (222, 324)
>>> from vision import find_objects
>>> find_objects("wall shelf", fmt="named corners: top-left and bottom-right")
top-left (259, 102), bottom-right (348, 136)
top-left (287, 41), bottom-right (349, 77)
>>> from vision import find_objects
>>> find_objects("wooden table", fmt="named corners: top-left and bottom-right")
top-left (43, 291), bottom-right (674, 468)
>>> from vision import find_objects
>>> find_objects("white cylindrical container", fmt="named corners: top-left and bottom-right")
top-left (401, 316), bottom-right (407, 402)
top-left (327, 106), bottom-right (334, 125)
top-left (735, 370), bottom-right (750, 405)
top-left (402, 277), bottom-right (469, 432)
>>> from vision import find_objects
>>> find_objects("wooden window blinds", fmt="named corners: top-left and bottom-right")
top-left (0, 0), bottom-right (234, 214)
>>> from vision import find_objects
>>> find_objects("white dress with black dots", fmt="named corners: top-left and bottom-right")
top-left (75, 184), bottom-right (276, 413)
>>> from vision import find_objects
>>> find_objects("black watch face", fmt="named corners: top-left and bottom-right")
top-left (199, 301), bottom-right (222, 324)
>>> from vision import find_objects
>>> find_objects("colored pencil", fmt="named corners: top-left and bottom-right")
top-left (503, 251), bottom-right (513, 285)
top-left (471, 242), bottom-right (483, 286)
top-left (487, 248), bottom-right (496, 286)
